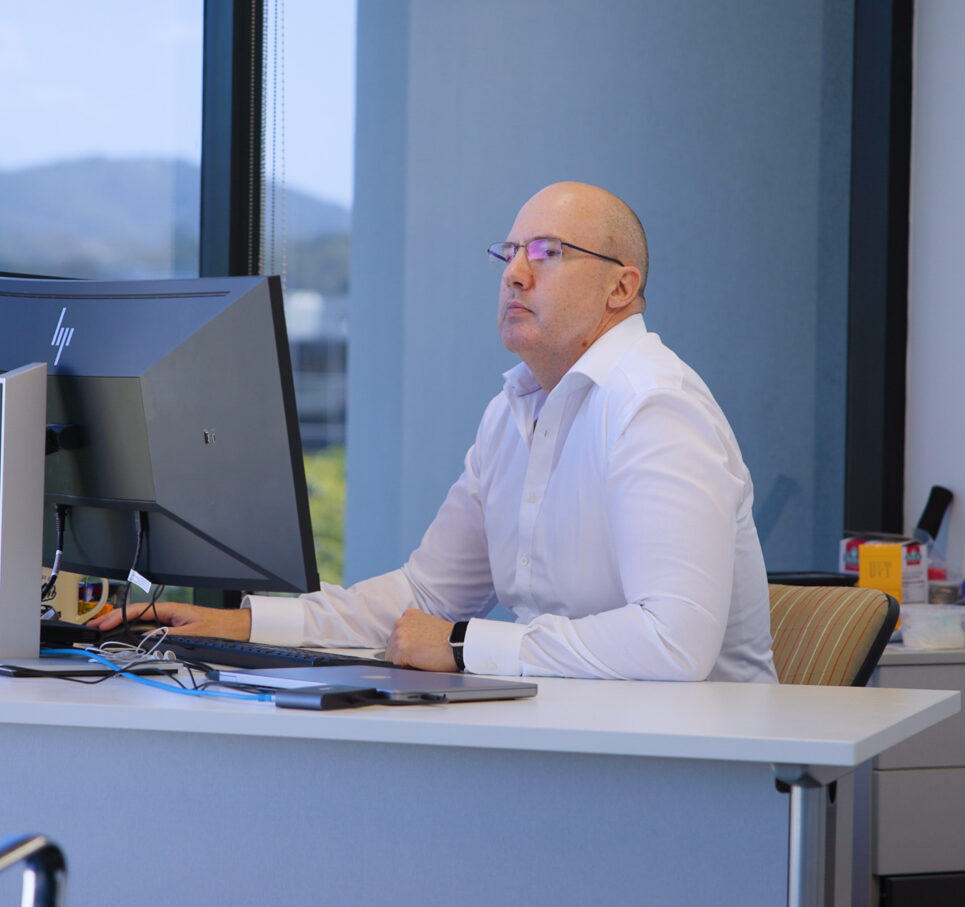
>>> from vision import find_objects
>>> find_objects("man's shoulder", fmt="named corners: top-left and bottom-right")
top-left (589, 329), bottom-right (734, 449)
top-left (603, 329), bottom-right (690, 399)
top-left (574, 316), bottom-right (689, 398)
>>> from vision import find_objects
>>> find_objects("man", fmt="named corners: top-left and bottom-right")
top-left (92, 182), bottom-right (777, 682)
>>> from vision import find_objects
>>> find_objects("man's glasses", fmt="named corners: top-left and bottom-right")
top-left (487, 238), bottom-right (623, 267)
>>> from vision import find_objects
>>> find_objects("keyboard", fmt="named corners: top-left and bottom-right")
top-left (157, 635), bottom-right (390, 670)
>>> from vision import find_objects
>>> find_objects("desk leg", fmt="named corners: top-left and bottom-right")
top-left (774, 763), bottom-right (836, 907)
top-left (788, 780), bottom-right (827, 907)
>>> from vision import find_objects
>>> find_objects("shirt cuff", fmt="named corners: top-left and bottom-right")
top-left (463, 618), bottom-right (528, 675)
top-left (242, 594), bottom-right (305, 647)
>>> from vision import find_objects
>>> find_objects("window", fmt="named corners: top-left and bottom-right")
top-left (264, 0), bottom-right (356, 584)
top-left (2, 1), bottom-right (357, 588)
top-left (0, 1), bottom-right (203, 279)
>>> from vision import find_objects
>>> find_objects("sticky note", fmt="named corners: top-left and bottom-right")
top-left (858, 543), bottom-right (904, 602)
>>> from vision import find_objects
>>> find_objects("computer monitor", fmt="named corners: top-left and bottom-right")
top-left (0, 274), bottom-right (320, 597)
top-left (0, 363), bottom-right (47, 657)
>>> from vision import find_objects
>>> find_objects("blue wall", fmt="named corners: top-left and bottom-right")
top-left (348, 0), bottom-right (853, 581)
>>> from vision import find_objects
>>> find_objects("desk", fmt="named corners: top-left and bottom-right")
top-left (0, 674), bottom-right (955, 907)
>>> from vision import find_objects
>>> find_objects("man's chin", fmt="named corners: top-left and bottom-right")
top-left (499, 321), bottom-right (537, 355)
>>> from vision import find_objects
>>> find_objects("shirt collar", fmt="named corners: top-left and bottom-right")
top-left (568, 313), bottom-right (647, 387)
top-left (502, 314), bottom-right (648, 401)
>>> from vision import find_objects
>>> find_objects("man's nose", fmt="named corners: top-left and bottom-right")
top-left (503, 249), bottom-right (534, 288)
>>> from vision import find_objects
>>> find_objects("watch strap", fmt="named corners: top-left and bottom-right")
top-left (449, 620), bottom-right (469, 672)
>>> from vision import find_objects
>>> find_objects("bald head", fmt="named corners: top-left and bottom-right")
top-left (498, 182), bottom-right (651, 391)
top-left (521, 182), bottom-right (649, 308)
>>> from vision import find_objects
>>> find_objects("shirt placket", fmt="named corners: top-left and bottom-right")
top-left (514, 393), bottom-right (564, 610)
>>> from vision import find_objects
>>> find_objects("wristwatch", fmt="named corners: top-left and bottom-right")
top-left (449, 621), bottom-right (469, 672)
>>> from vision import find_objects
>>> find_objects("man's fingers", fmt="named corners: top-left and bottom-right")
top-left (94, 603), bottom-right (247, 641)
top-left (90, 602), bottom-right (190, 630)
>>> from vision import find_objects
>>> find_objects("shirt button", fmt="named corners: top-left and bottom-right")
top-left (520, 555), bottom-right (530, 566)
top-left (527, 492), bottom-right (538, 503)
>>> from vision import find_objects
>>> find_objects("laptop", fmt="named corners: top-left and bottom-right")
top-left (209, 664), bottom-right (538, 703)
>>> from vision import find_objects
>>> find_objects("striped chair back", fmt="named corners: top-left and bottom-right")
top-left (769, 584), bottom-right (899, 687)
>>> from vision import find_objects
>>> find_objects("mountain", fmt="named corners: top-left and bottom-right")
top-left (0, 157), bottom-right (350, 282)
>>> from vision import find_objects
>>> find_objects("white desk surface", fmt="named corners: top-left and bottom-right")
top-left (0, 670), bottom-right (955, 768)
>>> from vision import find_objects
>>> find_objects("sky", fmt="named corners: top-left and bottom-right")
top-left (0, 0), bottom-right (357, 209)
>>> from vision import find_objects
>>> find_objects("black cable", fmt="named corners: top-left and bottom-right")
top-left (159, 655), bottom-right (212, 688)
top-left (115, 586), bottom-right (165, 625)
top-left (119, 512), bottom-right (148, 639)
top-left (34, 651), bottom-right (269, 700)
top-left (147, 583), bottom-right (166, 625)
top-left (40, 504), bottom-right (70, 603)
top-left (18, 654), bottom-right (187, 687)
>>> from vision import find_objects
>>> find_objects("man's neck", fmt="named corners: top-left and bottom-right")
top-left (525, 307), bottom-right (641, 394)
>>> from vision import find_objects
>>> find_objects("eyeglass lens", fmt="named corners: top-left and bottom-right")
top-left (488, 239), bottom-right (563, 263)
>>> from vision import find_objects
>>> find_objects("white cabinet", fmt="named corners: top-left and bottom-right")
top-left (870, 650), bottom-right (965, 901)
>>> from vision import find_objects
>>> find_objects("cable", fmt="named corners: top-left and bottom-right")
top-left (78, 630), bottom-right (208, 692)
top-left (119, 511), bottom-right (149, 637)
top-left (145, 583), bottom-right (166, 626)
top-left (40, 504), bottom-right (70, 603)
top-left (90, 627), bottom-right (172, 665)
top-left (135, 625), bottom-right (170, 658)
top-left (40, 649), bottom-right (272, 701)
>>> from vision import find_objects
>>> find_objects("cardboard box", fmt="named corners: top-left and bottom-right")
top-left (839, 534), bottom-right (928, 604)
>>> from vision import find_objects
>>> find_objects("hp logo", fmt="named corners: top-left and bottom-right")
top-left (51, 307), bottom-right (74, 366)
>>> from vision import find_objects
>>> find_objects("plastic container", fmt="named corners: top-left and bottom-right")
top-left (900, 604), bottom-right (965, 650)
top-left (929, 579), bottom-right (964, 603)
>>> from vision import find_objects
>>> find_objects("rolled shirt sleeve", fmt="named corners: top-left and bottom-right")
top-left (244, 443), bottom-right (499, 649)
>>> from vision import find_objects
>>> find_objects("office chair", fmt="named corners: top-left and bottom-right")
top-left (769, 584), bottom-right (899, 687)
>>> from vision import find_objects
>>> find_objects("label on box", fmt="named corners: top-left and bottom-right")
top-left (854, 539), bottom-right (927, 604)
top-left (858, 544), bottom-right (903, 601)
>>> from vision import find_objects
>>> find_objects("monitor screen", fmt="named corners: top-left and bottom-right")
top-left (0, 274), bottom-right (320, 594)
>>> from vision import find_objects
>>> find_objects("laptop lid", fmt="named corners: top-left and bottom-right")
top-left (210, 665), bottom-right (538, 703)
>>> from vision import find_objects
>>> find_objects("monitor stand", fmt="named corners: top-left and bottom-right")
top-left (0, 363), bottom-right (47, 659)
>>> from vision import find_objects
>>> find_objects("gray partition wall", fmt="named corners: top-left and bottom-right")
top-left (347, 0), bottom-right (854, 582)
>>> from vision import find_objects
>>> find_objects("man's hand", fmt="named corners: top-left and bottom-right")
top-left (385, 609), bottom-right (458, 672)
top-left (87, 601), bottom-right (252, 640)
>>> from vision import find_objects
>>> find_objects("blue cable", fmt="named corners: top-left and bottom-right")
top-left (41, 648), bottom-right (273, 702)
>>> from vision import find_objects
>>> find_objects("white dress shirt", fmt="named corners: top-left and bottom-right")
top-left (245, 315), bottom-right (777, 682)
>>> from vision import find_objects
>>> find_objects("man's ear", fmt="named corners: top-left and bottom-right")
top-left (606, 266), bottom-right (642, 311)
